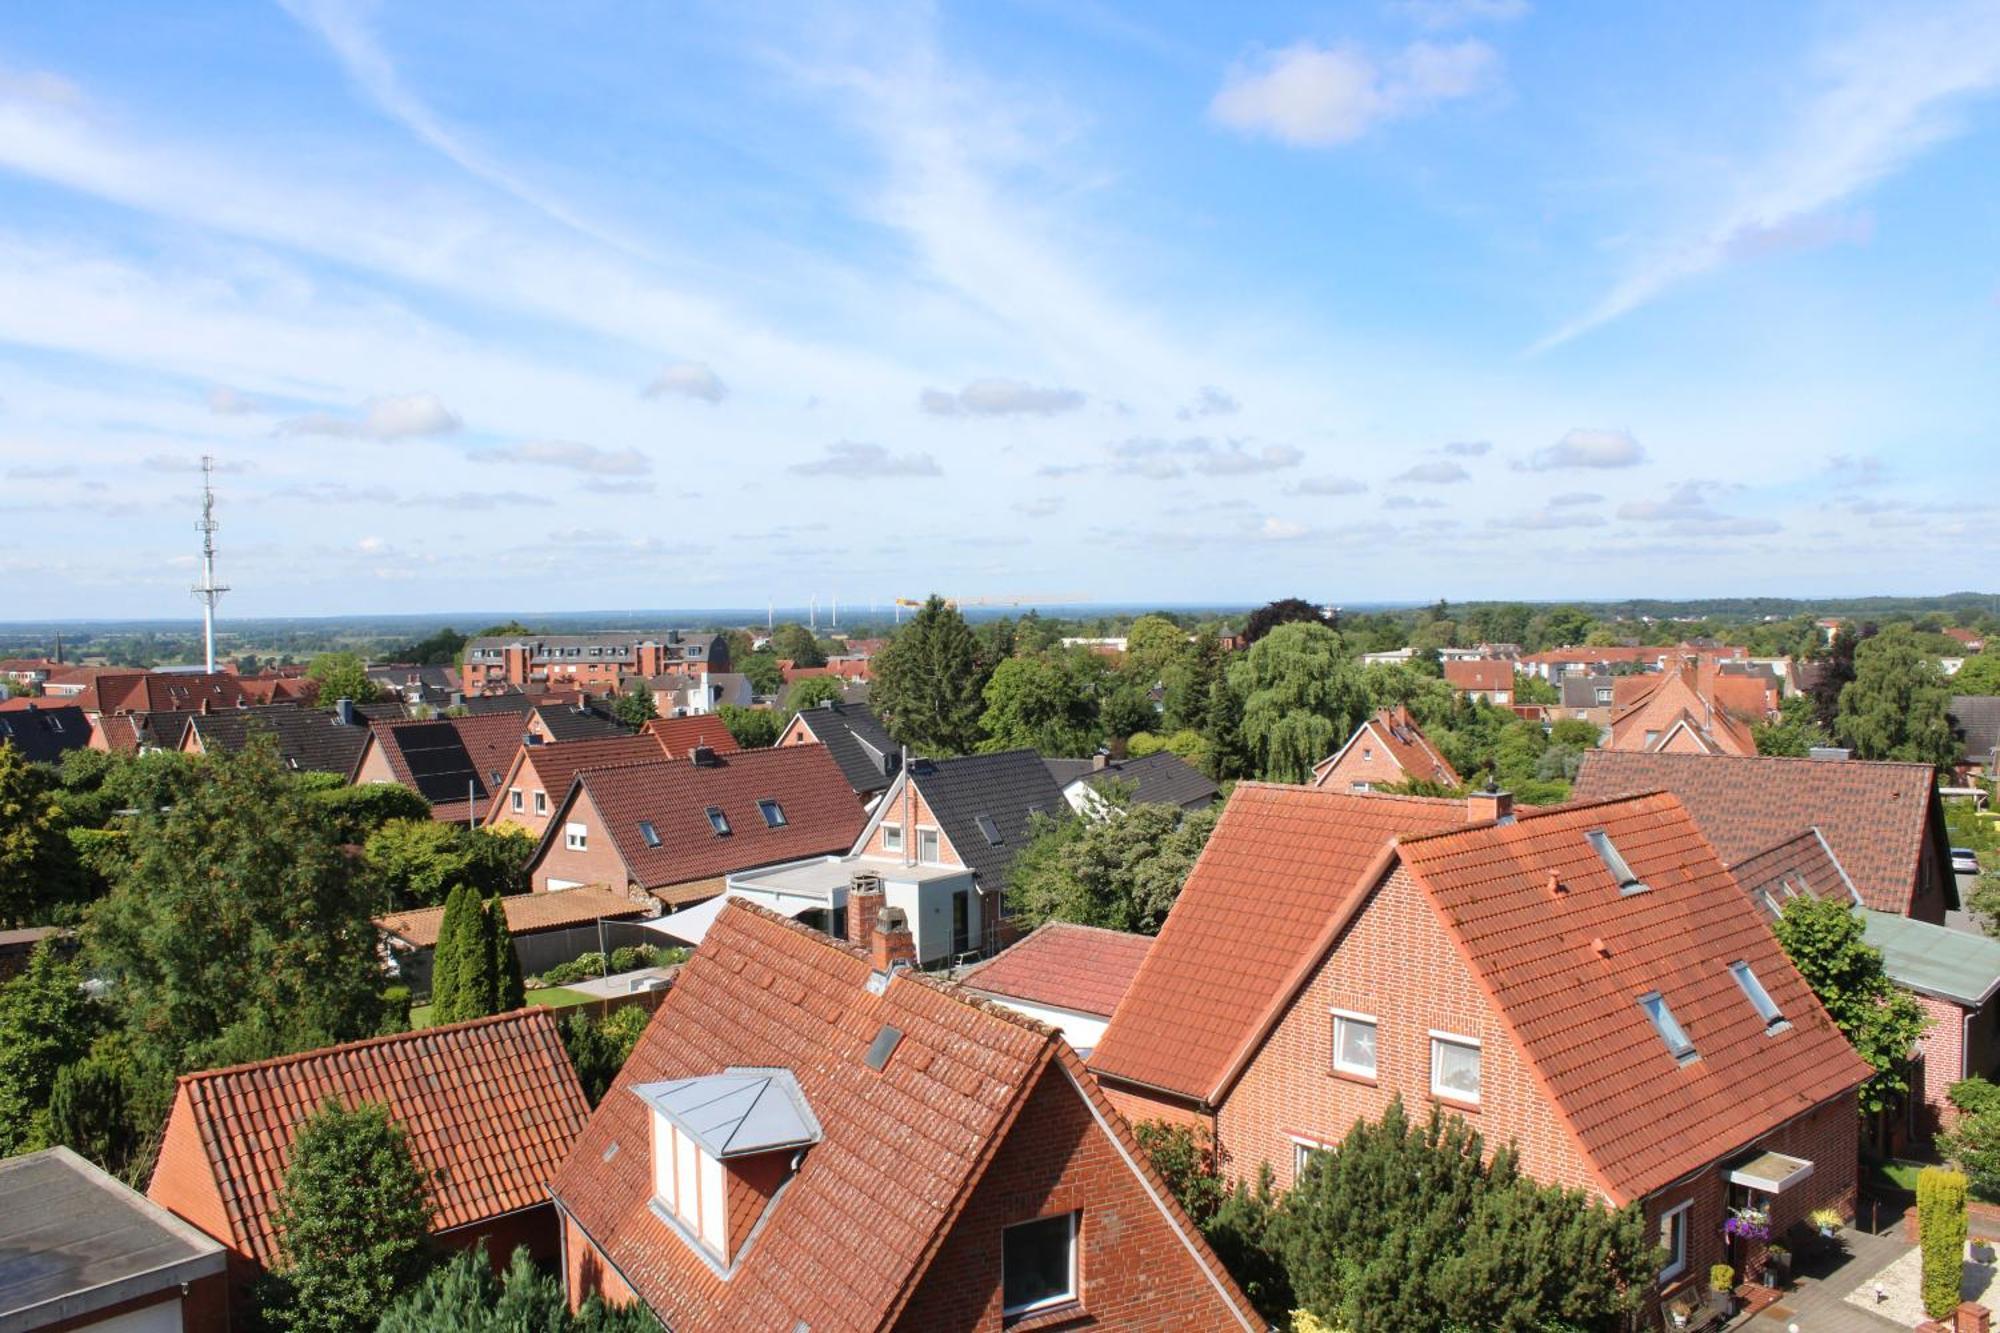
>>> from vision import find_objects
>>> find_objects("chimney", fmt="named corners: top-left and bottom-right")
top-left (335, 697), bottom-right (356, 727)
top-left (690, 744), bottom-right (717, 767)
top-left (847, 871), bottom-right (884, 946)
top-left (1808, 746), bottom-right (1851, 762)
top-left (1467, 780), bottom-right (1513, 825)
top-left (1091, 748), bottom-right (1110, 772)
top-left (872, 906), bottom-right (916, 971)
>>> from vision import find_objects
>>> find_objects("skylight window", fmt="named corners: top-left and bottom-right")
top-left (1587, 829), bottom-right (1648, 895)
top-left (757, 798), bottom-right (786, 828)
top-left (639, 820), bottom-right (662, 848)
top-left (1639, 992), bottom-right (1696, 1063)
top-left (705, 806), bottom-right (732, 836)
top-left (1730, 961), bottom-right (1788, 1031)
top-left (975, 813), bottom-right (1004, 846)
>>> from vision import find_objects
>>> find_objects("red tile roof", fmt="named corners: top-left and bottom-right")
top-left (1443, 659), bottom-right (1513, 693)
top-left (552, 745), bottom-right (866, 897)
top-left (1572, 750), bottom-right (1949, 915)
top-left (547, 900), bottom-right (1256, 1331)
top-left (375, 884), bottom-right (649, 948)
top-left (148, 1009), bottom-right (588, 1266)
top-left (1725, 828), bottom-right (1861, 916)
top-left (1394, 793), bottom-right (1872, 1203)
top-left (486, 734), bottom-right (671, 826)
top-left (86, 672), bottom-right (253, 715)
top-left (1088, 784), bottom-right (1474, 1103)
top-left (959, 922), bottom-right (1153, 1017)
top-left (367, 713), bottom-right (530, 820)
top-left (639, 714), bottom-right (742, 759)
top-left (1313, 706), bottom-right (1461, 788)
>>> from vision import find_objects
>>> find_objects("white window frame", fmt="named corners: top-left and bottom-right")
top-left (916, 826), bottom-right (941, 864)
top-left (533, 790), bottom-right (548, 816)
top-left (509, 787), bottom-right (523, 812)
top-left (564, 821), bottom-right (588, 852)
top-left (1730, 960), bottom-right (1786, 1029)
top-left (1330, 1008), bottom-right (1378, 1079)
top-left (881, 823), bottom-right (903, 853)
top-left (1429, 1032), bottom-right (1481, 1105)
top-left (1000, 1211), bottom-right (1079, 1318)
top-left (1658, 1199), bottom-right (1692, 1283)
top-left (1290, 1136), bottom-right (1331, 1180)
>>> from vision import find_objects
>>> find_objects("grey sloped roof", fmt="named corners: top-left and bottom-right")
top-left (533, 705), bottom-right (630, 742)
top-left (796, 701), bottom-right (900, 796)
top-left (630, 1067), bottom-right (822, 1159)
top-left (1952, 696), bottom-right (2000, 764)
top-left (0, 704), bottom-right (90, 766)
top-left (459, 692), bottom-right (539, 716)
top-left (187, 704), bottom-right (371, 774)
top-left (1079, 751), bottom-right (1219, 810)
top-left (908, 749), bottom-right (1068, 885)
top-left (1560, 674), bottom-right (1614, 708)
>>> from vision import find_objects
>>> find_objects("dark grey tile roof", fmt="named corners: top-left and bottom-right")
top-left (1952, 696), bottom-right (2000, 765)
top-left (0, 705), bottom-right (90, 766)
top-left (532, 705), bottom-right (631, 742)
top-left (1076, 751), bottom-right (1219, 810)
top-left (907, 749), bottom-right (1068, 886)
top-left (1043, 758), bottom-right (1094, 787)
top-left (795, 701), bottom-right (900, 796)
top-left (459, 692), bottom-right (539, 716)
top-left (186, 704), bottom-right (371, 775)
top-left (1559, 674), bottom-right (1615, 709)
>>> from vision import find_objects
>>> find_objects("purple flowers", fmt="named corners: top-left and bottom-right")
top-left (1724, 1207), bottom-right (1772, 1242)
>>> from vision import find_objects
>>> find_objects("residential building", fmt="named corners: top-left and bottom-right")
top-left (548, 899), bottom-right (1262, 1331)
top-left (69, 670), bottom-right (252, 717)
top-left (179, 700), bottom-right (375, 774)
top-left (525, 701), bottom-right (630, 744)
top-left (775, 700), bottom-right (900, 802)
top-left (641, 713), bottom-right (742, 760)
top-left (460, 631), bottom-right (728, 695)
top-left (148, 1010), bottom-right (590, 1318)
top-left (1952, 695), bottom-right (2000, 776)
top-left (350, 713), bottom-right (528, 823)
top-left (1046, 750), bottom-right (1219, 813)
top-left (1310, 705), bottom-right (1461, 793)
top-left (1092, 783), bottom-right (1868, 1309)
top-left (0, 703), bottom-right (90, 766)
top-left (375, 884), bottom-right (651, 993)
top-left (0, 1146), bottom-right (229, 1332)
top-left (1573, 750), bottom-right (1956, 922)
top-left (1946, 628), bottom-right (1988, 653)
top-left (487, 733), bottom-right (673, 839)
top-left (1557, 672), bottom-right (1618, 727)
top-left (1602, 659), bottom-right (1766, 756)
top-left (365, 662), bottom-right (459, 708)
top-left (0, 658), bottom-right (57, 691)
top-left (960, 921), bottom-right (1153, 1053)
top-left (638, 668), bottom-right (752, 716)
top-left (1441, 658), bottom-right (1513, 704)
top-left (91, 709), bottom-right (203, 755)
top-left (527, 744), bottom-right (865, 905)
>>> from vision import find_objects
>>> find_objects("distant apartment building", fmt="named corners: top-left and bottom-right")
top-left (460, 631), bottom-right (729, 696)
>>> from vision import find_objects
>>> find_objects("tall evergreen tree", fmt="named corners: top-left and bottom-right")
top-left (0, 744), bottom-right (80, 927)
top-left (872, 595), bottom-right (986, 754)
top-left (429, 885), bottom-right (493, 1024)
top-left (48, 1052), bottom-right (136, 1174)
top-left (487, 896), bottom-right (525, 1012)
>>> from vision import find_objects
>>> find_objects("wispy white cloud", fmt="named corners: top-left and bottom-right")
top-left (1618, 480), bottom-right (1778, 535)
top-left (475, 440), bottom-right (650, 476)
top-left (276, 392), bottom-right (461, 440)
top-left (1210, 38), bottom-right (1497, 148)
top-left (206, 385), bottom-right (258, 415)
top-left (1013, 496), bottom-right (1064, 518)
top-left (1489, 508), bottom-right (1605, 530)
top-left (921, 378), bottom-right (1086, 417)
top-left (1441, 439), bottom-right (1490, 456)
top-left (644, 363), bottom-right (728, 403)
top-left (1109, 436), bottom-right (1302, 479)
top-left (1392, 459), bottom-right (1469, 484)
top-left (1384, 494), bottom-right (1446, 510)
top-left (1535, 1), bottom-right (2000, 350)
top-left (1177, 386), bottom-right (1239, 420)
top-left (789, 441), bottom-right (941, 478)
top-left (1291, 475), bottom-right (1368, 496)
top-left (1548, 490), bottom-right (1603, 506)
top-left (1517, 428), bottom-right (1644, 471)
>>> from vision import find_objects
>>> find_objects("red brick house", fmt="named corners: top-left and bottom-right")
top-left (959, 921), bottom-right (1152, 1054)
top-left (1604, 661), bottom-right (1760, 756)
top-left (549, 899), bottom-right (1263, 1330)
top-left (460, 631), bottom-right (727, 696)
top-left (640, 713), bottom-right (742, 760)
top-left (486, 734), bottom-right (669, 839)
top-left (147, 1009), bottom-right (590, 1319)
top-left (1442, 658), bottom-right (1513, 704)
top-left (1574, 749), bottom-right (1957, 922)
top-left (1311, 704), bottom-right (1461, 792)
top-left (1092, 783), bottom-right (1870, 1308)
top-left (527, 744), bottom-right (865, 905)
top-left (349, 713), bottom-right (528, 823)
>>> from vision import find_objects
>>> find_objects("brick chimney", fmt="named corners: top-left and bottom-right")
top-left (847, 871), bottom-right (884, 946)
top-left (1091, 748), bottom-right (1111, 772)
top-left (872, 906), bottom-right (916, 971)
top-left (689, 744), bottom-right (717, 767)
top-left (1467, 781), bottom-right (1513, 825)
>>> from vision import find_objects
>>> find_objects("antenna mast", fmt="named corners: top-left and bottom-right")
top-left (193, 455), bottom-right (229, 673)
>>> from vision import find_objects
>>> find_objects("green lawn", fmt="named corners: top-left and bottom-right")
top-left (1873, 1158), bottom-right (2000, 1206)
top-left (408, 987), bottom-right (592, 1029)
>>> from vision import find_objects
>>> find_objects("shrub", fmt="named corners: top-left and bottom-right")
top-left (1133, 1120), bottom-right (1224, 1226)
top-left (609, 945), bottom-right (653, 974)
top-left (539, 952), bottom-right (608, 986)
top-left (1918, 1166), bottom-right (1968, 1319)
top-left (1708, 1263), bottom-right (1734, 1292)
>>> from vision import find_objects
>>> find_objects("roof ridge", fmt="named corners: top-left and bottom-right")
top-left (1398, 789), bottom-right (1676, 847)
top-left (1588, 748), bottom-right (1938, 776)
top-left (176, 1006), bottom-right (556, 1088)
top-left (1233, 779), bottom-right (1468, 807)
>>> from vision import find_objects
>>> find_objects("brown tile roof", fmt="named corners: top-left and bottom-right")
top-left (367, 713), bottom-right (530, 820)
top-left (1394, 793), bottom-right (1872, 1203)
top-left (640, 714), bottom-right (742, 759)
top-left (554, 745), bottom-right (866, 896)
top-left (486, 734), bottom-right (671, 825)
top-left (149, 1009), bottom-right (588, 1267)
top-left (1088, 784), bottom-right (1474, 1103)
top-left (547, 900), bottom-right (1256, 1331)
top-left (1606, 665), bottom-right (1758, 756)
top-left (1313, 705), bottom-right (1462, 788)
top-left (375, 884), bottom-right (649, 949)
top-left (959, 922), bottom-right (1154, 1017)
top-left (94, 709), bottom-right (200, 754)
top-left (1572, 750), bottom-right (1948, 915)
top-left (1725, 828), bottom-right (1861, 917)
top-left (88, 672), bottom-right (253, 715)
top-left (1443, 659), bottom-right (1513, 693)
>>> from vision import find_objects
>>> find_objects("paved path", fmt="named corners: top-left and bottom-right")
top-left (1740, 1226), bottom-right (1913, 1332)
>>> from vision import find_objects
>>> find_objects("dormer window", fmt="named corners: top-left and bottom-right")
top-left (757, 799), bottom-right (786, 828)
top-left (1640, 991), bottom-right (1697, 1063)
top-left (1587, 829), bottom-right (1648, 895)
top-left (706, 806), bottom-right (732, 836)
top-left (1730, 960), bottom-right (1788, 1032)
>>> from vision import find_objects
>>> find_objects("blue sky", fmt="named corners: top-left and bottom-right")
top-left (0, 0), bottom-right (1996, 618)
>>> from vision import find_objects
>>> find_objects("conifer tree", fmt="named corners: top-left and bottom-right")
top-left (429, 886), bottom-right (492, 1024)
top-left (872, 595), bottom-right (986, 754)
top-left (487, 896), bottom-right (524, 1012)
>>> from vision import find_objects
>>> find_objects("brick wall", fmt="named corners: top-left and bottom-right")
top-left (1913, 991), bottom-right (1973, 1141)
top-left (531, 789), bottom-right (630, 892)
top-left (563, 1212), bottom-right (639, 1315)
top-left (860, 781), bottom-right (964, 868)
top-left (1219, 864), bottom-right (1597, 1193)
top-left (352, 741), bottom-right (398, 787)
top-left (893, 1063), bottom-right (1255, 1331)
top-left (1317, 729), bottom-right (1420, 792)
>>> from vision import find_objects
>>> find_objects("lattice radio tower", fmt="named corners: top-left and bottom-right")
top-left (193, 456), bottom-right (230, 673)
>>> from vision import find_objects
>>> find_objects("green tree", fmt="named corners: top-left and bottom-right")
top-left (974, 617), bottom-right (1019, 673)
top-left (786, 675), bottom-right (847, 712)
top-left (1940, 1077), bottom-right (2000, 1198)
top-left (314, 782), bottom-right (433, 843)
top-left (1918, 1167), bottom-right (1969, 1320)
top-left (84, 740), bottom-right (392, 1081)
top-left (266, 1099), bottom-right (433, 1333)
top-left (1753, 693), bottom-right (1833, 757)
top-left (1099, 685), bottom-right (1156, 742)
top-left (1201, 674), bottom-right (1250, 781)
top-left (873, 595), bottom-right (986, 754)
top-left (0, 744), bottom-right (80, 926)
top-left (717, 704), bottom-right (784, 748)
top-left (377, 1242), bottom-right (658, 1332)
top-left (1008, 802), bottom-right (1218, 935)
top-left (1771, 894), bottom-right (1929, 1114)
top-left (1282, 1099), bottom-right (1655, 1332)
top-left (609, 681), bottom-right (657, 728)
top-left (562, 1006), bottom-right (651, 1105)
top-left (48, 1051), bottom-right (136, 1173)
top-left (305, 651), bottom-right (380, 705)
top-left (364, 820), bottom-right (530, 909)
top-left (392, 627), bottom-right (467, 667)
top-left (1361, 662), bottom-right (1457, 729)
top-left (0, 941), bottom-right (105, 1154)
top-left (1160, 628), bottom-right (1223, 734)
top-left (1837, 627), bottom-right (1959, 766)
top-left (1952, 653), bottom-right (2000, 696)
top-left (1241, 597), bottom-right (1332, 646)
top-left (1548, 717), bottom-right (1602, 749)
top-left (1230, 622), bottom-right (1368, 783)
top-left (487, 895), bottom-right (525, 1013)
top-left (978, 656), bottom-right (1101, 756)
top-left (1512, 672), bottom-right (1559, 706)
top-left (738, 650), bottom-right (784, 697)
top-left (770, 623), bottom-right (826, 668)
top-left (429, 886), bottom-right (492, 1025)
top-left (1123, 615), bottom-right (1190, 683)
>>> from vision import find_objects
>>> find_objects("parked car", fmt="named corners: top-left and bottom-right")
top-left (1953, 847), bottom-right (1983, 876)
